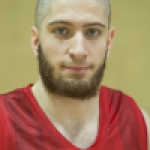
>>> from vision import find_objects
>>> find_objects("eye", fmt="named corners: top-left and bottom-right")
top-left (54, 28), bottom-right (69, 35)
top-left (86, 29), bottom-right (100, 37)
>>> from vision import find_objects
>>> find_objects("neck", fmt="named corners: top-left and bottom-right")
top-left (32, 79), bottom-right (100, 122)
top-left (32, 79), bottom-right (100, 148)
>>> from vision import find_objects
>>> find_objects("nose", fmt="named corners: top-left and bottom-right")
top-left (69, 32), bottom-right (88, 63)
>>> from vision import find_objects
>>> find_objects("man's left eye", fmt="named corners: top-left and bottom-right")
top-left (86, 29), bottom-right (100, 37)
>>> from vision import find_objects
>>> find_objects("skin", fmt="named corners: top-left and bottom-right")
top-left (30, 0), bottom-right (150, 149)
top-left (141, 109), bottom-right (150, 150)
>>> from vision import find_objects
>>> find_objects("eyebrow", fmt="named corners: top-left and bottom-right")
top-left (47, 20), bottom-right (106, 28)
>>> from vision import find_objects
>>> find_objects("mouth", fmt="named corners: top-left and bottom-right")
top-left (65, 66), bottom-right (91, 74)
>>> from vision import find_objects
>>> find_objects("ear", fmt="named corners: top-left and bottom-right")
top-left (31, 26), bottom-right (39, 57)
top-left (106, 27), bottom-right (115, 58)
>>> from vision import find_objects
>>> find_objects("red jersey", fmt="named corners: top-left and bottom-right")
top-left (0, 85), bottom-right (147, 150)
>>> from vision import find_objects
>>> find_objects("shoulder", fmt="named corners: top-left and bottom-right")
top-left (100, 86), bottom-right (144, 120)
top-left (140, 109), bottom-right (150, 150)
top-left (101, 86), bottom-right (148, 149)
top-left (100, 86), bottom-right (137, 106)
top-left (100, 86), bottom-right (125, 101)
top-left (0, 85), bottom-right (31, 103)
top-left (0, 95), bottom-right (9, 149)
top-left (0, 85), bottom-right (30, 121)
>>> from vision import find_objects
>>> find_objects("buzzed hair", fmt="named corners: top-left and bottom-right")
top-left (35, 0), bottom-right (111, 30)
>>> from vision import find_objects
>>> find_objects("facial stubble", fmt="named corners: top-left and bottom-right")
top-left (38, 45), bottom-right (106, 100)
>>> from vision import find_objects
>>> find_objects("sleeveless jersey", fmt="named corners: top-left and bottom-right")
top-left (0, 84), bottom-right (147, 150)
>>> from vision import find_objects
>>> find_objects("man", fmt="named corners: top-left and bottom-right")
top-left (0, 0), bottom-right (149, 149)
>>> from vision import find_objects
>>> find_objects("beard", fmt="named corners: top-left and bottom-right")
top-left (38, 44), bottom-right (106, 100)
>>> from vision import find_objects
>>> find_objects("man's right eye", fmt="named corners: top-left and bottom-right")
top-left (53, 28), bottom-right (69, 35)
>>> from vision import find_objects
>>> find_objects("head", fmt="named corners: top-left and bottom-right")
top-left (31, 0), bottom-right (114, 100)
top-left (35, 0), bottom-right (112, 31)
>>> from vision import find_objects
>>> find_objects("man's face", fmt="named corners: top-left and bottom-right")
top-left (32, 0), bottom-right (114, 99)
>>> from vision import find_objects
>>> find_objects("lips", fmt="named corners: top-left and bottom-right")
top-left (66, 67), bottom-right (89, 70)
top-left (65, 66), bottom-right (90, 73)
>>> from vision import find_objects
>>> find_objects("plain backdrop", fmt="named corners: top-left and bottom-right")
top-left (0, 0), bottom-right (150, 114)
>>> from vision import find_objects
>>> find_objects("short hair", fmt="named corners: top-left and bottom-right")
top-left (35, 0), bottom-right (111, 30)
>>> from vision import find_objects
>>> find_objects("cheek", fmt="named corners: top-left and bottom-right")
top-left (90, 41), bottom-right (107, 64)
top-left (41, 39), bottom-right (69, 74)
top-left (41, 39), bottom-right (61, 61)
top-left (42, 35), bottom-right (70, 57)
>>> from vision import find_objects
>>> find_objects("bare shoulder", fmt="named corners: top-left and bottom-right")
top-left (140, 108), bottom-right (150, 150)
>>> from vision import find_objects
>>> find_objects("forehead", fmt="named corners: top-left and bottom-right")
top-left (43, 0), bottom-right (108, 27)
